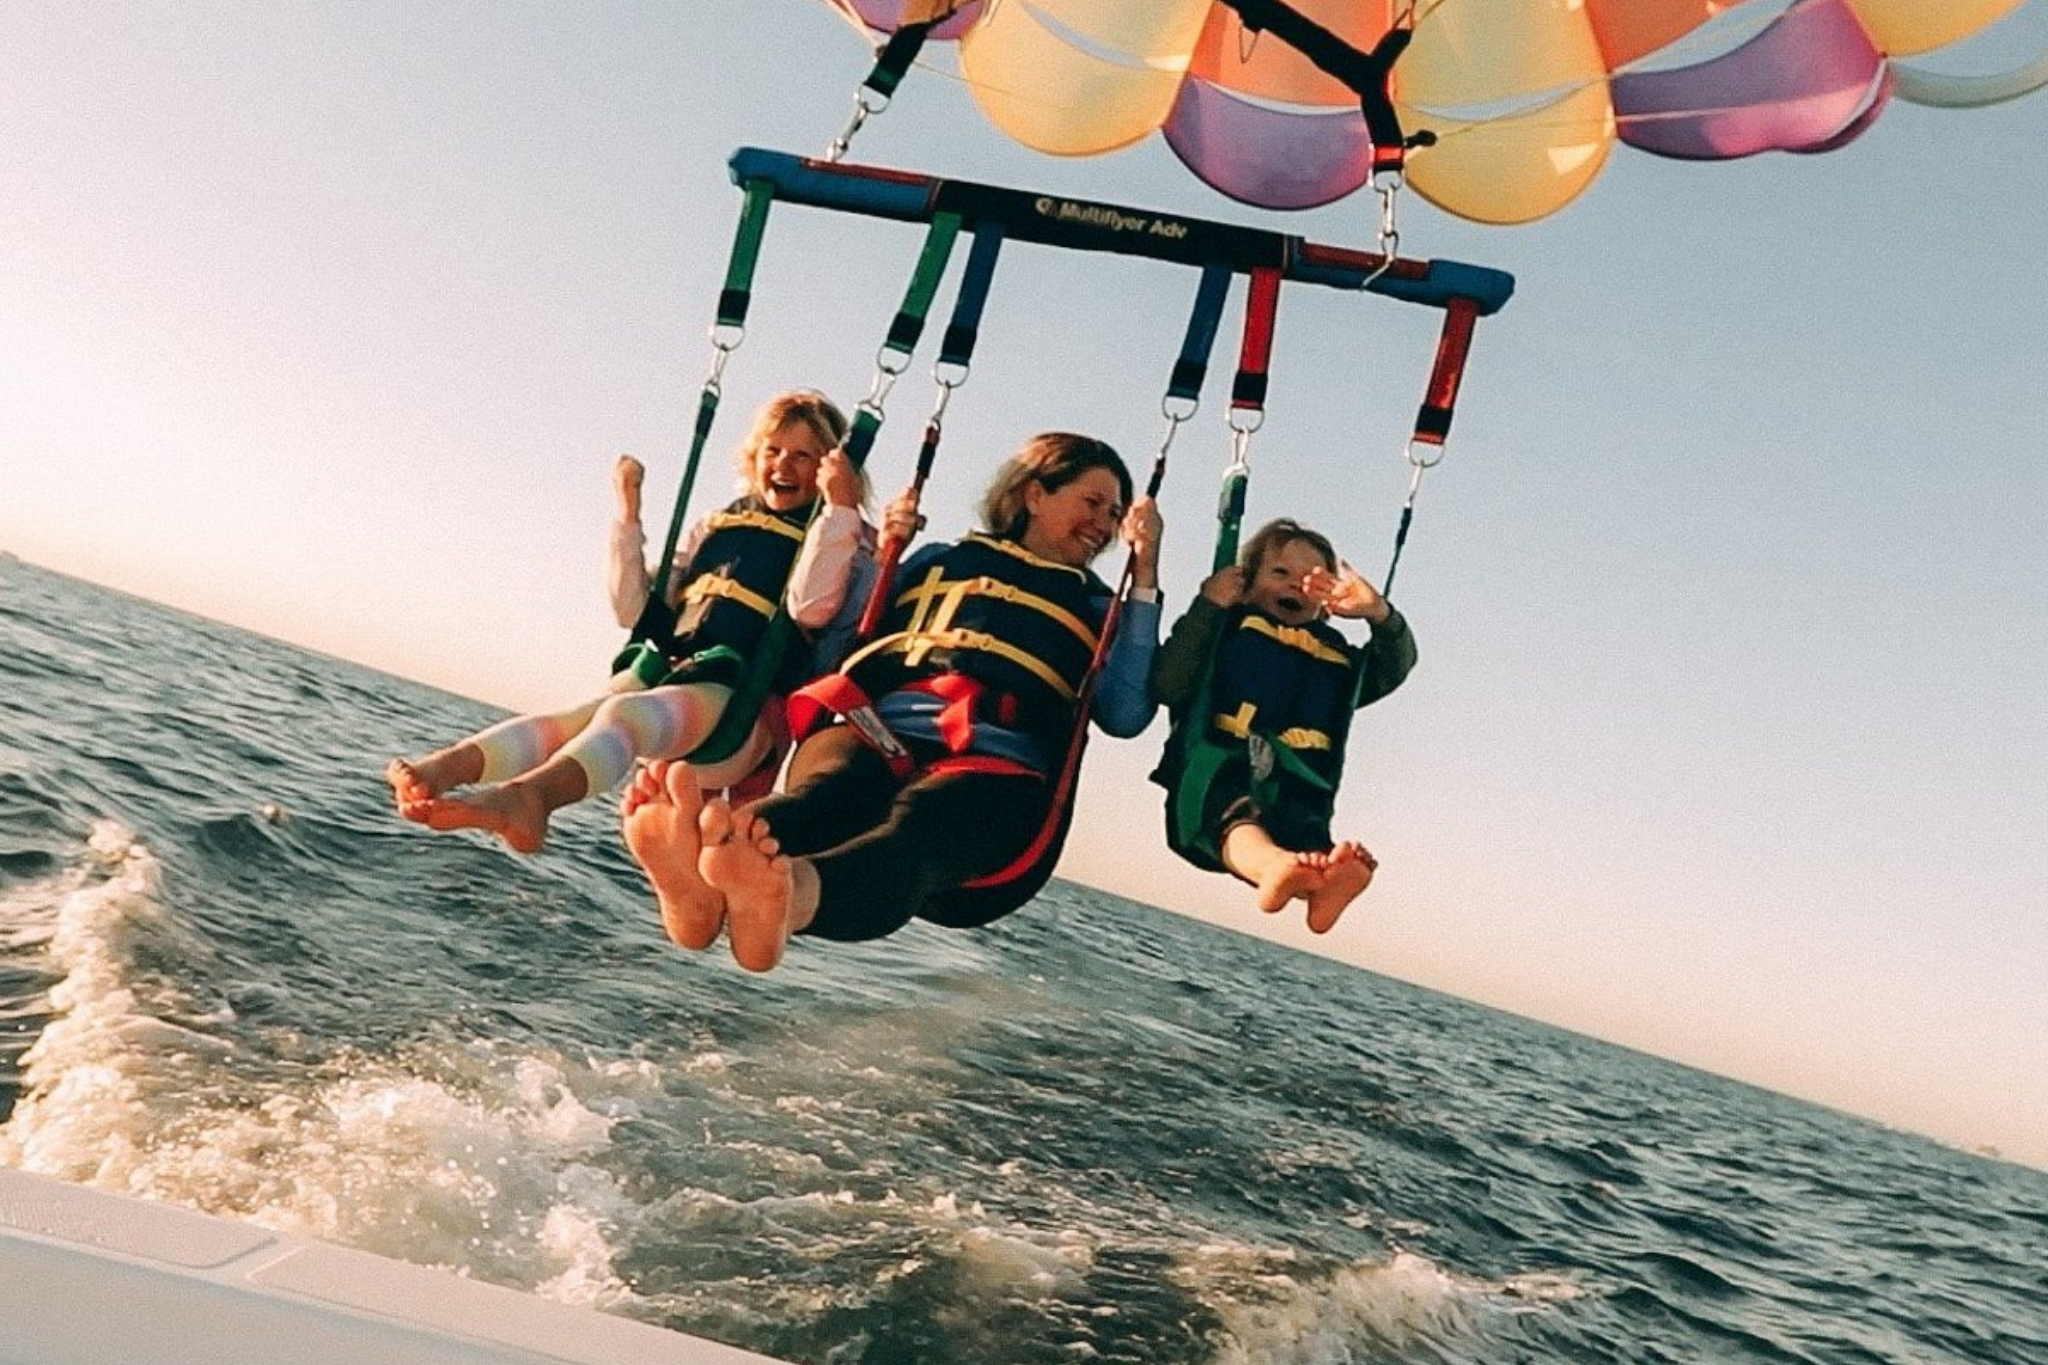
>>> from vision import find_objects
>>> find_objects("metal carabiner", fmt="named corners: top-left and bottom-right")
top-left (1358, 171), bottom-right (1405, 289)
top-left (826, 88), bottom-right (887, 164)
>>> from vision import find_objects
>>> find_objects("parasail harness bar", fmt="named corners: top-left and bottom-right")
top-left (730, 148), bottom-right (1510, 315)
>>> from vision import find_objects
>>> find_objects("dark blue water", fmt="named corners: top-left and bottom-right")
top-left (2, 556), bottom-right (2043, 1364)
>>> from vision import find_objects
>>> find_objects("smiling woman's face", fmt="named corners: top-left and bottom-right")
top-left (749, 419), bottom-right (828, 512)
top-left (1018, 466), bottom-right (1125, 568)
top-left (1243, 537), bottom-right (1334, 626)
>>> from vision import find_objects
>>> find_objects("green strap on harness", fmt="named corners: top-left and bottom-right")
top-left (623, 179), bottom-right (775, 654)
top-left (679, 211), bottom-right (964, 768)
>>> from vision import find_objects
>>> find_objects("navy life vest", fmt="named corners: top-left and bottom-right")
top-left (1155, 607), bottom-right (1363, 866)
top-left (665, 498), bottom-right (813, 692)
top-left (836, 533), bottom-right (1107, 758)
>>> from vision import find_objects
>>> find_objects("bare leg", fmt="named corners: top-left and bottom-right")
top-left (698, 797), bottom-right (819, 973)
top-left (1221, 822), bottom-right (1324, 914)
top-left (620, 761), bottom-right (726, 949)
top-left (1303, 841), bottom-right (1376, 935)
top-left (386, 743), bottom-right (486, 820)
top-left (410, 756), bottom-right (588, 854)
top-left (1222, 824), bottom-right (1376, 930)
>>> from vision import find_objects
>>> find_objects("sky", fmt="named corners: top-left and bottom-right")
top-left (4, 3), bottom-right (2044, 1171)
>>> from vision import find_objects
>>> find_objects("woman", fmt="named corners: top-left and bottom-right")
top-left (621, 431), bottom-right (1163, 971)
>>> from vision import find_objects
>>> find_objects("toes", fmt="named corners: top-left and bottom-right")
top-left (698, 796), bottom-right (734, 847)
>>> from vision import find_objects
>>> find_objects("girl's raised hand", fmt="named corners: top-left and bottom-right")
top-left (614, 454), bottom-right (646, 521)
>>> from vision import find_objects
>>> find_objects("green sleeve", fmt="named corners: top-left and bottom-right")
top-left (1353, 605), bottom-right (1418, 709)
top-left (1151, 596), bottom-right (1229, 711)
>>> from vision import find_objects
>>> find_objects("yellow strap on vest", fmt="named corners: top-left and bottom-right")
top-left (1241, 613), bottom-right (1351, 665)
top-left (1212, 701), bottom-right (1333, 752)
top-left (900, 628), bottom-right (1077, 700)
top-left (681, 572), bottom-right (777, 620)
top-left (703, 508), bottom-right (807, 542)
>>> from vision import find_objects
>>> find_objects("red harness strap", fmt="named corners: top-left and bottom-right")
top-left (785, 671), bottom-right (1035, 781)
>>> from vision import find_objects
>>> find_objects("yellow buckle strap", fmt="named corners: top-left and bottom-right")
top-left (682, 572), bottom-right (777, 620)
top-left (1241, 613), bottom-right (1351, 665)
top-left (704, 508), bottom-right (806, 542)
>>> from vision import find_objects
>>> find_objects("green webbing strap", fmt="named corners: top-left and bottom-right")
top-left (682, 212), bottom-right (962, 768)
top-left (1213, 465), bottom-right (1248, 574)
top-left (884, 211), bottom-right (963, 357)
top-left (624, 179), bottom-right (775, 654)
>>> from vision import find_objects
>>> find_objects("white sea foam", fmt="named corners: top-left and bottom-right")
top-left (1183, 1243), bottom-right (1494, 1364)
top-left (0, 823), bottom-right (658, 1311)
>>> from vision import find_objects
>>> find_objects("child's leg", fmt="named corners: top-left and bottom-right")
top-left (406, 684), bottom-right (729, 854)
top-left (1220, 820), bottom-right (1320, 913)
top-left (1220, 822), bottom-right (1377, 930)
top-left (387, 698), bottom-right (604, 813)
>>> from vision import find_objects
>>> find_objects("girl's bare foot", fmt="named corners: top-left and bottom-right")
top-left (385, 744), bottom-right (485, 819)
top-left (413, 781), bottom-right (550, 854)
top-left (698, 798), bottom-right (794, 973)
top-left (386, 758), bottom-right (434, 821)
top-left (1304, 843), bottom-right (1376, 935)
top-left (620, 762), bottom-right (725, 949)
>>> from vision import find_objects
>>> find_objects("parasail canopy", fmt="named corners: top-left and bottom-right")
top-left (820, 0), bottom-right (2048, 224)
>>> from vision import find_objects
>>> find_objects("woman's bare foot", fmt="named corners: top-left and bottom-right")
top-left (1304, 842), bottom-right (1376, 935)
top-left (698, 798), bottom-right (795, 973)
top-left (412, 781), bottom-right (551, 854)
top-left (620, 762), bottom-right (725, 949)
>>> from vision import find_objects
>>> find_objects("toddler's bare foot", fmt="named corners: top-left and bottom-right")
top-left (620, 762), bottom-right (725, 949)
top-left (414, 782), bottom-right (550, 854)
top-left (699, 799), bottom-right (794, 973)
top-left (1255, 851), bottom-right (1324, 914)
top-left (1304, 843), bottom-right (1376, 935)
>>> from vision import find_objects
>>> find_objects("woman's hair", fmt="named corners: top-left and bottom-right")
top-left (979, 432), bottom-right (1132, 541)
top-left (732, 389), bottom-right (869, 506)
top-left (1237, 518), bottom-right (1337, 578)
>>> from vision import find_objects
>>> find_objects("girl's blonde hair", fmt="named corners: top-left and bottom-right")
top-left (732, 389), bottom-right (870, 507)
top-left (978, 432), bottom-right (1131, 543)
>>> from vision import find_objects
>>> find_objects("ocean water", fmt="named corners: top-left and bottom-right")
top-left (1, 556), bottom-right (2042, 1365)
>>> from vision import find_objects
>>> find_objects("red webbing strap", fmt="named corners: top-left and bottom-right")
top-left (1413, 295), bottom-right (1479, 447)
top-left (1229, 265), bottom-right (1282, 418)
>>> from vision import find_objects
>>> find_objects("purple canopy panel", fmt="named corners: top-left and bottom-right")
top-left (1163, 77), bottom-right (1375, 211)
top-left (1611, 0), bottom-right (1886, 160)
top-left (1793, 66), bottom-right (1895, 155)
top-left (843, 0), bottom-right (985, 41)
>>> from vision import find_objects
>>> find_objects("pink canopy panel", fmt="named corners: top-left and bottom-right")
top-left (819, 0), bottom-right (2043, 223)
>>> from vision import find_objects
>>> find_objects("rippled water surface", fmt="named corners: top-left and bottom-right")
top-left (3, 558), bottom-right (2043, 1364)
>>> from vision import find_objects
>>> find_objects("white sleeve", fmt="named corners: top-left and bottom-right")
top-left (610, 514), bottom-right (711, 627)
top-left (607, 517), bottom-right (651, 628)
top-left (785, 504), bottom-right (870, 630)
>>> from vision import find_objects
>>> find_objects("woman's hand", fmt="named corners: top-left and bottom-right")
top-left (819, 448), bottom-right (860, 509)
top-left (882, 488), bottom-right (926, 544)
top-left (1122, 495), bottom-right (1163, 590)
top-left (614, 454), bottom-right (645, 522)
